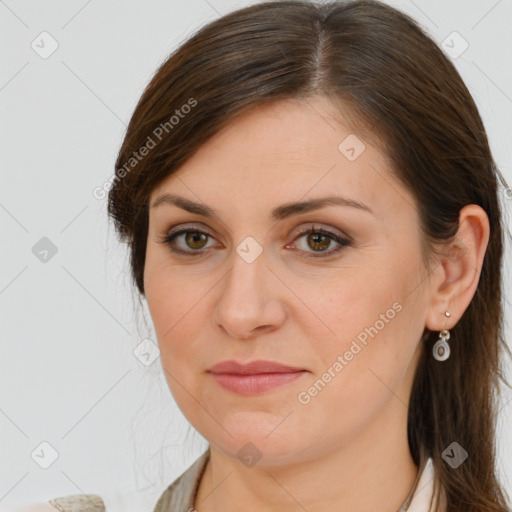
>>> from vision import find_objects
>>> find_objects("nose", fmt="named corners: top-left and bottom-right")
top-left (213, 246), bottom-right (287, 340)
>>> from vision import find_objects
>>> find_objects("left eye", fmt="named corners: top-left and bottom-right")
top-left (290, 226), bottom-right (351, 258)
top-left (159, 226), bottom-right (351, 258)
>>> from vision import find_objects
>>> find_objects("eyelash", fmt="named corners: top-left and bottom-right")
top-left (157, 224), bottom-right (352, 259)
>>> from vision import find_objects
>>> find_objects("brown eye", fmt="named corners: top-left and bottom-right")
top-left (306, 232), bottom-right (332, 252)
top-left (184, 231), bottom-right (209, 250)
top-left (158, 228), bottom-right (217, 256)
top-left (292, 226), bottom-right (352, 258)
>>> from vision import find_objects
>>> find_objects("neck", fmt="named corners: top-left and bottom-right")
top-left (194, 404), bottom-right (419, 512)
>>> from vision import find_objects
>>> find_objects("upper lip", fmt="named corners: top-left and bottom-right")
top-left (208, 360), bottom-right (306, 375)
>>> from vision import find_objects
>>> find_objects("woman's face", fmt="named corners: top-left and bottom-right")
top-left (144, 96), bottom-right (434, 465)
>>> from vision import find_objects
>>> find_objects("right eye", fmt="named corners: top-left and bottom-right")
top-left (158, 227), bottom-right (219, 256)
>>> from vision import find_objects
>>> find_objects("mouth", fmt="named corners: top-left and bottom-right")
top-left (207, 359), bottom-right (308, 395)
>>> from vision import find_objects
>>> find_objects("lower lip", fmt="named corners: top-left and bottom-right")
top-left (209, 371), bottom-right (306, 395)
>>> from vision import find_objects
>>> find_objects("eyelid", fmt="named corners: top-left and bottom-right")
top-left (165, 222), bottom-right (215, 237)
top-left (292, 223), bottom-right (351, 242)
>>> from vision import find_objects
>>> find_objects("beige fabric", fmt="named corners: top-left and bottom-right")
top-left (153, 447), bottom-right (445, 512)
top-left (153, 448), bottom-right (211, 512)
top-left (9, 495), bottom-right (105, 512)
top-left (48, 495), bottom-right (105, 512)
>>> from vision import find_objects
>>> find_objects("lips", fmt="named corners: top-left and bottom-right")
top-left (208, 359), bottom-right (306, 375)
top-left (207, 360), bottom-right (308, 395)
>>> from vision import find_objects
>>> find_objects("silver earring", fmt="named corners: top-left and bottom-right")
top-left (433, 327), bottom-right (451, 361)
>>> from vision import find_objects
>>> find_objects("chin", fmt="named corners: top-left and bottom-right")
top-left (207, 423), bottom-right (312, 466)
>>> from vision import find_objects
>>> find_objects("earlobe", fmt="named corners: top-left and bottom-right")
top-left (424, 204), bottom-right (490, 332)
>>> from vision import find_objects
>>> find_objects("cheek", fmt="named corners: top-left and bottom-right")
top-left (145, 271), bottom-right (209, 414)
top-left (315, 241), bottom-right (421, 345)
top-left (297, 266), bottom-right (400, 351)
top-left (297, 253), bottom-right (421, 397)
top-left (293, 288), bottom-right (414, 445)
top-left (144, 261), bottom-right (206, 366)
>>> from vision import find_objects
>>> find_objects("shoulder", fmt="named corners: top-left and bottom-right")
top-left (8, 495), bottom-right (105, 512)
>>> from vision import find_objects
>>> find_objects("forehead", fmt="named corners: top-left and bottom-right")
top-left (150, 97), bottom-right (415, 222)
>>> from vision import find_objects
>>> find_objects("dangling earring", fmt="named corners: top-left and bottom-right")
top-left (433, 311), bottom-right (451, 361)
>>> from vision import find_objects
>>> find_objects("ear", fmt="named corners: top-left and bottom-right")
top-left (424, 204), bottom-right (490, 331)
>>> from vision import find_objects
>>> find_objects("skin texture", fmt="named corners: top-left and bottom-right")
top-left (144, 96), bottom-right (489, 512)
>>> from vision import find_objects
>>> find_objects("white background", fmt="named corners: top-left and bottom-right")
top-left (1, 0), bottom-right (511, 510)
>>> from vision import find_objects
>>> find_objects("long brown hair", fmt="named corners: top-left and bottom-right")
top-left (107, 1), bottom-right (511, 510)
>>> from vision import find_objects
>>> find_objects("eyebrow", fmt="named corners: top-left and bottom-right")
top-left (151, 193), bottom-right (374, 220)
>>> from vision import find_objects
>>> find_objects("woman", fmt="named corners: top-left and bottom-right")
top-left (16, 0), bottom-right (510, 511)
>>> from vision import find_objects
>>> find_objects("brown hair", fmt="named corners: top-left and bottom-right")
top-left (107, 1), bottom-right (511, 510)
